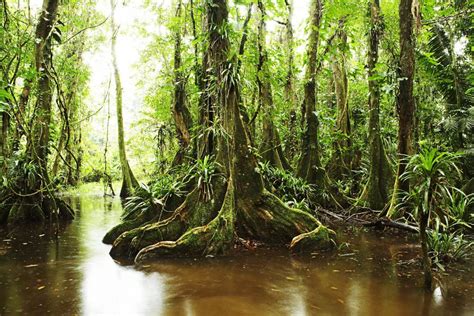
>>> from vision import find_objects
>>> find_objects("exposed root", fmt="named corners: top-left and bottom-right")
top-left (0, 195), bottom-right (74, 226)
top-left (238, 190), bottom-right (335, 247)
top-left (103, 193), bottom-right (185, 244)
top-left (135, 180), bottom-right (236, 263)
top-left (103, 208), bottom-right (157, 244)
top-left (290, 225), bottom-right (335, 252)
top-left (109, 180), bottom-right (227, 259)
top-left (109, 182), bottom-right (335, 262)
top-left (109, 213), bottom-right (186, 260)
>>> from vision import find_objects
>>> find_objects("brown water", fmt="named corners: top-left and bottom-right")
top-left (0, 193), bottom-right (473, 315)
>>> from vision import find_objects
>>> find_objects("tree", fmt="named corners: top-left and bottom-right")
top-left (104, 0), bottom-right (334, 263)
top-left (257, 0), bottom-right (290, 170)
top-left (0, 0), bottom-right (74, 224)
top-left (110, 0), bottom-right (138, 198)
top-left (283, 0), bottom-right (298, 159)
top-left (387, 0), bottom-right (418, 216)
top-left (327, 21), bottom-right (352, 180)
top-left (362, 0), bottom-right (393, 210)
top-left (171, 0), bottom-right (193, 166)
top-left (297, 0), bottom-right (324, 187)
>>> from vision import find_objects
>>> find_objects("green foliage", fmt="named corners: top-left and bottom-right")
top-left (256, 161), bottom-right (315, 209)
top-left (122, 183), bottom-right (162, 220)
top-left (185, 155), bottom-right (224, 201)
top-left (149, 173), bottom-right (187, 201)
top-left (400, 147), bottom-right (462, 219)
top-left (444, 188), bottom-right (474, 229)
top-left (399, 147), bottom-right (473, 268)
top-left (428, 221), bottom-right (474, 270)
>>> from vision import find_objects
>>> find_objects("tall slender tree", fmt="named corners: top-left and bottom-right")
top-left (110, 0), bottom-right (138, 198)
top-left (328, 22), bottom-right (352, 180)
top-left (257, 0), bottom-right (290, 170)
top-left (297, 0), bottom-right (324, 186)
top-left (387, 0), bottom-right (417, 216)
top-left (0, 0), bottom-right (74, 224)
top-left (283, 0), bottom-right (298, 159)
top-left (171, 0), bottom-right (192, 166)
top-left (363, 0), bottom-right (393, 210)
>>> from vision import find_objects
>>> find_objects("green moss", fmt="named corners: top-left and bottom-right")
top-left (290, 225), bottom-right (336, 252)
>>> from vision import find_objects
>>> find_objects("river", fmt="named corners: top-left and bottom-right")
top-left (0, 191), bottom-right (473, 315)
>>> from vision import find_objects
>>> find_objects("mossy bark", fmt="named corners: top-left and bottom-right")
top-left (106, 0), bottom-right (334, 263)
top-left (171, 0), bottom-right (193, 166)
top-left (297, 0), bottom-right (324, 187)
top-left (283, 0), bottom-right (298, 159)
top-left (327, 25), bottom-right (352, 181)
top-left (257, 1), bottom-right (290, 171)
top-left (362, 0), bottom-right (393, 210)
top-left (110, 0), bottom-right (138, 198)
top-left (387, 0), bottom-right (416, 217)
top-left (0, 0), bottom-right (75, 226)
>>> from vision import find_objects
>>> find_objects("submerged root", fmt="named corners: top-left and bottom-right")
top-left (238, 190), bottom-right (335, 249)
top-left (103, 207), bottom-right (159, 245)
top-left (290, 225), bottom-right (335, 252)
top-left (135, 180), bottom-right (235, 263)
top-left (109, 181), bottom-right (227, 259)
top-left (0, 195), bottom-right (74, 226)
top-left (108, 183), bottom-right (334, 262)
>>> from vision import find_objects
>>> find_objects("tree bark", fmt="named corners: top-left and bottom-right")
top-left (171, 0), bottom-right (193, 166)
top-left (328, 23), bottom-right (352, 180)
top-left (110, 0), bottom-right (138, 198)
top-left (387, 0), bottom-right (417, 216)
top-left (257, 0), bottom-right (290, 170)
top-left (106, 0), bottom-right (334, 263)
top-left (283, 0), bottom-right (298, 159)
top-left (363, 0), bottom-right (393, 210)
top-left (0, 0), bottom-right (75, 225)
top-left (297, 0), bottom-right (324, 187)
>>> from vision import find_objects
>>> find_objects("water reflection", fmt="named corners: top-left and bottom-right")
top-left (0, 193), bottom-right (473, 315)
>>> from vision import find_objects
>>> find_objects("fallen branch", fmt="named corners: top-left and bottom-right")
top-left (363, 217), bottom-right (419, 233)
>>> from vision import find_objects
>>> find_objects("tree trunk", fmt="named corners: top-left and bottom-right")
top-left (283, 0), bottom-right (298, 159)
top-left (257, 0), bottom-right (290, 170)
top-left (297, 0), bottom-right (324, 187)
top-left (0, 112), bottom-right (8, 162)
top-left (105, 0), bottom-right (334, 263)
top-left (363, 0), bottom-right (393, 210)
top-left (171, 0), bottom-right (193, 166)
top-left (327, 24), bottom-right (352, 180)
top-left (419, 211), bottom-right (432, 290)
top-left (0, 0), bottom-right (74, 225)
top-left (110, 0), bottom-right (138, 198)
top-left (387, 0), bottom-right (417, 216)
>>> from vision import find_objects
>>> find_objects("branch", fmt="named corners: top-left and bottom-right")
top-left (422, 9), bottom-right (473, 25)
top-left (316, 16), bottom-right (347, 74)
top-left (363, 217), bottom-right (419, 233)
top-left (62, 17), bottom-right (109, 44)
top-left (237, 3), bottom-right (253, 72)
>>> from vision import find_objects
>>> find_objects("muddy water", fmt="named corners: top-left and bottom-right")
top-left (0, 193), bottom-right (473, 315)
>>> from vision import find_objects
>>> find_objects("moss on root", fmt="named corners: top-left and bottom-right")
top-left (103, 207), bottom-right (158, 245)
top-left (109, 180), bottom-right (227, 260)
top-left (0, 195), bottom-right (74, 226)
top-left (135, 180), bottom-right (236, 263)
top-left (238, 190), bottom-right (335, 247)
top-left (290, 225), bottom-right (335, 252)
top-left (113, 185), bottom-right (335, 263)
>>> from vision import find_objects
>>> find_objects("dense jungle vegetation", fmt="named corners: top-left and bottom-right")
top-left (0, 0), bottom-right (473, 292)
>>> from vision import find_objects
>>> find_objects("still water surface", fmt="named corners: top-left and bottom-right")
top-left (0, 192), bottom-right (473, 315)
